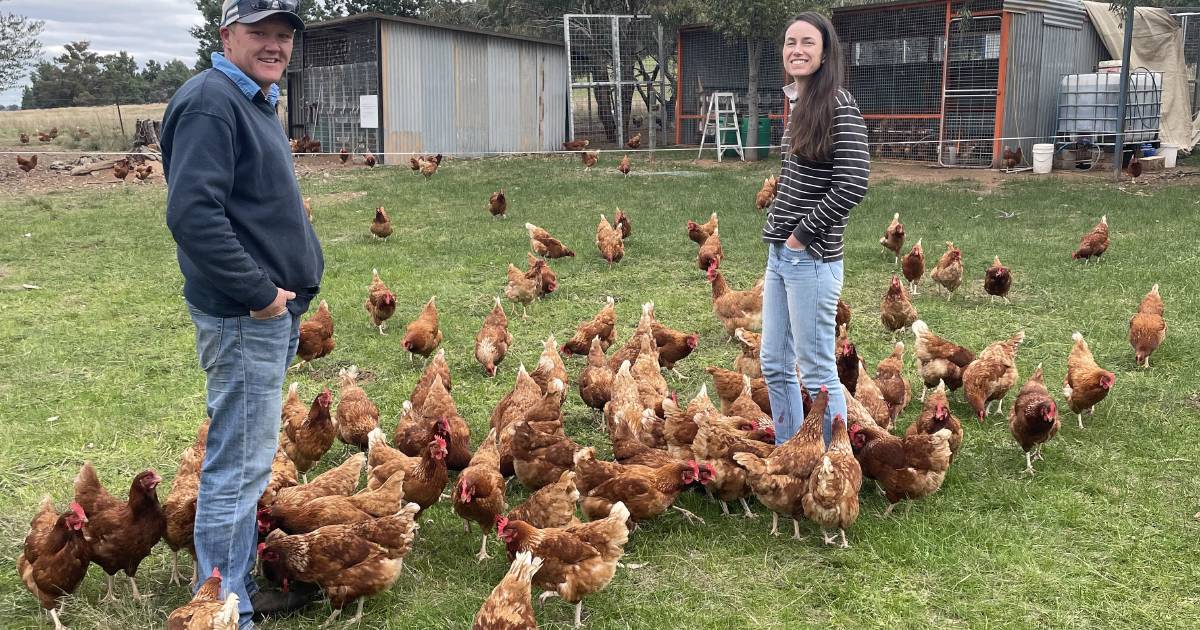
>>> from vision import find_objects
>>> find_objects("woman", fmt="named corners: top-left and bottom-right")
top-left (760, 12), bottom-right (869, 447)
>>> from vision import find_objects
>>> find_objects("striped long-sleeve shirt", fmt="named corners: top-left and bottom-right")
top-left (762, 85), bottom-right (869, 262)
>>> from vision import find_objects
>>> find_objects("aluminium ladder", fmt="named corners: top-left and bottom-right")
top-left (697, 92), bottom-right (744, 162)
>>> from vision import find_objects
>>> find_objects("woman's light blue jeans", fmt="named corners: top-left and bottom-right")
top-left (760, 242), bottom-right (847, 447)
top-left (187, 301), bottom-right (300, 629)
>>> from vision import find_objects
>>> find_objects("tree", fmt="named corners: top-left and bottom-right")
top-left (332, 0), bottom-right (425, 15)
top-left (0, 0), bottom-right (44, 92)
top-left (101, 51), bottom-right (145, 104)
top-left (148, 60), bottom-right (195, 102)
top-left (20, 42), bottom-right (193, 108)
top-left (21, 41), bottom-right (105, 108)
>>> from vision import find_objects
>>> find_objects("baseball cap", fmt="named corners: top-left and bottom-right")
top-left (221, 0), bottom-right (305, 31)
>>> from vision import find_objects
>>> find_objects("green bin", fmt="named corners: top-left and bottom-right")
top-left (722, 116), bottom-right (772, 160)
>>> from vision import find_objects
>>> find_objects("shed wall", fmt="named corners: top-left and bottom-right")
top-left (380, 20), bottom-right (566, 157)
top-left (1002, 12), bottom-right (1107, 160)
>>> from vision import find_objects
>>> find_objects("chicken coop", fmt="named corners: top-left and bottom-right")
top-left (675, 26), bottom-right (789, 152)
top-left (832, 0), bottom-right (1118, 167)
top-left (286, 13), bottom-right (568, 162)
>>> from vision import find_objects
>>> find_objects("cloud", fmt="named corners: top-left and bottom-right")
top-left (1, 0), bottom-right (204, 105)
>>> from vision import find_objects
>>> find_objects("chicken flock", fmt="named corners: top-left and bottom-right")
top-left (19, 151), bottom-right (1167, 630)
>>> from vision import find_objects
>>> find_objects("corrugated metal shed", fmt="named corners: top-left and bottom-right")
top-left (1003, 0), bottom-right (1086, 29)
top-left (290, 13), bottom-right (567, 161)
top-left (1001, 11), bottom-right (1108, 160)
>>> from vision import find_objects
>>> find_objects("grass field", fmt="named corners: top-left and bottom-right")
top-left (2, 154), bottom-right (1199, 629)
top-left (0, 103), bottom-right (167, 152)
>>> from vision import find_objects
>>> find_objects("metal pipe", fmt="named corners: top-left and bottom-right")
top-left (612, 16), bottom-right (624, 148)
top-left (1113, 3), bottom-right (1136, 180)
top-left (564, 17), bottom-right (574, 143)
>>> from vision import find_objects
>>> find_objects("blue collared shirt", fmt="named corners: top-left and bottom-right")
top-left (211, 52), bottom-right (280, 107)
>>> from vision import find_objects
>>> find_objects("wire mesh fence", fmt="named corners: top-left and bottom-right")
top-left (1170, 11), bottom-right (1199, 117)
top-left (677, 27), bottom-right (787, 153)
top-left (837, 2), bottom-right (947, 164)
top-left (288, 21), bottom-right (381, 155)
top-left (564, 15), bottom-right (670, 149)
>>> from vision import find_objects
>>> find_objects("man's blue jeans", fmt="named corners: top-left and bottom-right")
top-left (188, 301), bottom-right (299, 629)
top-left (760, 242), bottom-right (847, 448)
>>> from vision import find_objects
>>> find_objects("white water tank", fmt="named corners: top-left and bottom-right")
top-left (1057, 72), bottom-right (1162, 144)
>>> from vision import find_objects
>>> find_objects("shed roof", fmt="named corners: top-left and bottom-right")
top-left (305, 12), bottom-right (565, 48)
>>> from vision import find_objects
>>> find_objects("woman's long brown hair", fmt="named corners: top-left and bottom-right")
top-left (785, 12), bottom-right (844, 163)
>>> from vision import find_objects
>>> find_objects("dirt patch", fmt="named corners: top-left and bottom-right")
top-left (1189, 393), bottom-right (1200, 411)
top-left (304, 362), bottom-right (378, 385)
top-left (0, 265), bottom-right (9, 279)
top-left (2, 148), bottom-right (1195, 197)
top-left (313, 190), bottom-right (368, 205)
top-left (0, 158), bottom-right (164, 195)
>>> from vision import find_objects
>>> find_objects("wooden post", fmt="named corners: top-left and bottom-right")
top-left (115, 99), bottom-right (126, 137)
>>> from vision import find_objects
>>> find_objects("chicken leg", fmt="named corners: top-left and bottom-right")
top-left (839, 529), bottom-right (849, 548)
top-left (169, 550), bottom-right (182, 586)
top-left (128, 575), bottom-right (143, 601)
top-left (49, 608), bottom-right (66, 630)
top-left (792, 518), bottom-right (802, 540)
top-left (719, 500), bottom-right (731, 516)
top-left (321, 606), bottom-right (342, 627)
top-left (476, 534), bottom-right (492, 561)
top-left (347, 599), bottom-right (365, 625)
top-left (821, 528), bottom-right (838, 545)
top-left (378, 323), bottom-right (387, 335)
top-left (101, 574), bottom-right (117, 603)
top-left (575, 601), bottom-right (584, 628)
top-left (671, 505), bottom-right (706, 525)
top-left (739, 498), bottom-right (757, 519)
top-left (1024, 451), bottom-right (1036, 476)
top-left (769, 512), bottom-right (780, 536)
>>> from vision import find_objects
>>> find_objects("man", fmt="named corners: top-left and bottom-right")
top-left (162, 1), bottom-right (322, 627)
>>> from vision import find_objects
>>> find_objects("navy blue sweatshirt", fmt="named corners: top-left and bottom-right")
top-left (163, 61), bottom-right (323, 318)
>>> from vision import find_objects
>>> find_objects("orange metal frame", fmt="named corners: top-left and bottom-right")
top-left (936, 0), bottom-right (953, 159)
top-left (991, 11), bottom-right (1012, 167)
top-left (675, 35), bottom-right (683, 145)
top-left (864, 113), bottom-right (942, 119)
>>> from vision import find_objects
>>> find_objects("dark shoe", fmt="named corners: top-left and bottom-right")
top-left (250, 583), bottom-right (321, 621)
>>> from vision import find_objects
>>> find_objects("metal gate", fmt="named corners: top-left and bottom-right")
top-left (564, 14), bottom-right (669, 149)
top-left (938, 14), bottom-right (1001, 167)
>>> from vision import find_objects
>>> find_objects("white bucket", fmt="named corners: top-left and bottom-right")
top-left (1032, 143), bottom-right (1054, 174)
top-left (1160, 143), bottom-right (1178, 168)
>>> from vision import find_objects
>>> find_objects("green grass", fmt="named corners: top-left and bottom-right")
top-left (2, 154), bottom-right (1199, 629)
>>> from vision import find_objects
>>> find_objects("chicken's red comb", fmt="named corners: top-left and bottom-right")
top-left (69, 501), bottom-right (86, 520)
top-left (819, 385), bottom-right (828, 393)
top-left (257, 542), bottom-right (267, 555)
top-left (211, 567), bottom-right (221, 579)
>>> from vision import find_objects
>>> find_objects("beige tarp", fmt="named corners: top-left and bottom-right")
top-left (1083, 1), bottom-right (1197, 152)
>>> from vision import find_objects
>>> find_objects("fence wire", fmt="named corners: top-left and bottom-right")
top-left (565, 15), bottom-right (670, 149)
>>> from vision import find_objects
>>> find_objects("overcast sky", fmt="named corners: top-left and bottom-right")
top-left (1, 0), bottom-right (204, 105)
